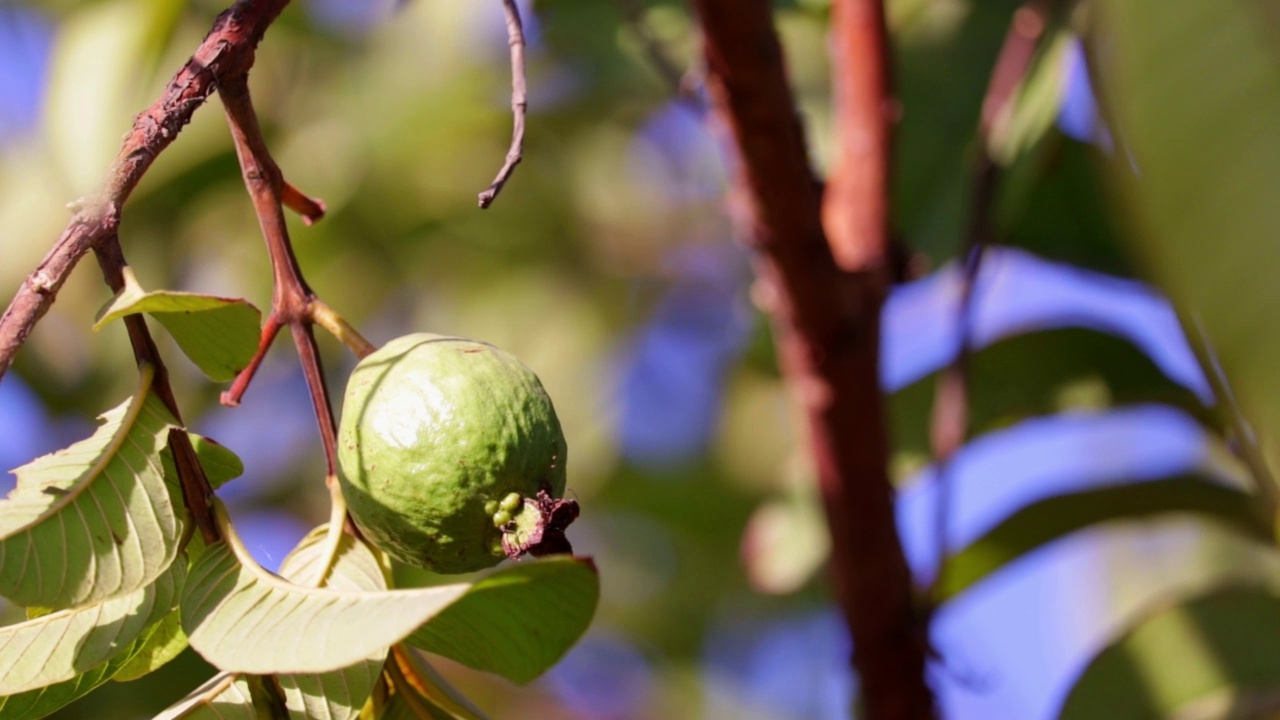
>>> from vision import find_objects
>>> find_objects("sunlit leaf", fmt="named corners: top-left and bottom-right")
top-left (152, 672), bottom-right (257, 720)
top-left (407, 556), bottom-right (600, 684)
top-left (0, 370), bottom-right (183, 609)
top-left (0, 560), bottom-right (183, 694)
top-left (1059, 586), bottom-right (1280, 719)
top-left (181, 528), bottom-right (469, 674)
top-left (938, 476), bottom-right (1273, 603)
top-left (94, 278), bottom-right (261, 383)
top-left (276, 527), bottom-right (389, 720)
top-left (109, 610), bottom-right (187, 683)
top-left (1091, 0), bottom-right (1280, 471)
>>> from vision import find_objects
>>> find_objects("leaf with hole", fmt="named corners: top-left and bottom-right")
top-left (1059, 586), bottom-right (1280, 719)
top-left (937, 476), bottom-right (1273, 603)
top-left (406, 556), bottom-right (600, 684)
top-left (0, 559), bottom-right (183, 694)
top-left (0, 372), bottom-right (183, 609)
top-left (94, 277), bottom-right (261, 383)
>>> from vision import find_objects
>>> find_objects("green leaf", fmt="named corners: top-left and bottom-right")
top-left (276, 527), bottom-right (389, 720)
top-left (152, 672), bottom-right (257, 720)
top-left (407, 556), bottom-right (600, 684)
top-left (938, 476), bottom-right (1273, 603)
top-left (987, 29), bottom-right (1069, 166)
top-left (109, 609), bottom-right (187, 683)
top-left (181, 533), bottom-right (470, 674)
top-left (1059, 586), bottom-right (1280, 719)
top-left (1090, 0), bottom-right (1280, 469)
top-left (172, 433), bottom-right (243, 492)
top-left (0, 375), bottom-right (184, 609)
top-left (94, 278), bottom-right (261, 383)
top-left (0, 596), bottom-right (185, 720)
top-left (390, 647), bottom-right (489, 720)
top-left (0, 559), bottom-right (183, 694)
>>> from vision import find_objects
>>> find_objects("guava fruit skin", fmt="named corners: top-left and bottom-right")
top-left (337, 333), bottom-right (567, 574)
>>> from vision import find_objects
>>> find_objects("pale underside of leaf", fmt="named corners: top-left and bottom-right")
top-left (0, 375), bottom-right (183, 609)
top-left (0, 559), bottom-right (183, 694)
top-left (181, 539), bottom-right (469, 675)
top-left (94, 280), bottom-right (262, 383)
top-left (276, 527), bottom-right (389, 720)
top-left (152, 671), bottom-right (258, 720)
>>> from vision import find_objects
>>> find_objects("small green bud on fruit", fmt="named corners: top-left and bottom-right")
top-left (499, 492), bottom-right (523, 513)
top-left (337, 333), bottom-right (577, 574)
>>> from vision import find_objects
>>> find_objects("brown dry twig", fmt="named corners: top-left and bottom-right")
top-left (0, 0), bottom-right (291, 383)
top-left (478, 0), bottom-right (528, 209)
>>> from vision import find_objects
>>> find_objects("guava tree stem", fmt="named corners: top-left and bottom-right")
top-left (0, 0), bottom-right (292, 383)
top-left (690, 0), bottom-right (936, 716)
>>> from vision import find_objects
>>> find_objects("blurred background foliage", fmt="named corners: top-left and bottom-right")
top-left (2, 0), bottom-right (1279, 718)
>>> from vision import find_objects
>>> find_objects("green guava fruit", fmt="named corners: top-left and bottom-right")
top-left (337, 333), bottom-right (575, 574)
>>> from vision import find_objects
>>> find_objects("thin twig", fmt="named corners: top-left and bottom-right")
top-left (216, 65), bottom-right (366, 574)
top-left (0, 0), bottom-right (292, 383)
top-left (926, 0), bottom-right (1054, 604)
top-left (94, 237), bottom-right (222, 544)
top-left (478, 0), bottom-right (528, 209)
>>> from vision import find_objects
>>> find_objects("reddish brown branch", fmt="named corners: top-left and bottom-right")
top-left (477, 0), bottom-right (528, 209)
top-left (94, 238), bottom-right (221, 545)
top-left (217, 70), bottom-right (350, 490)
top-left (0, 0), bottom-right (291, 383)
top-left (691, 0), bottom-right (934, 717)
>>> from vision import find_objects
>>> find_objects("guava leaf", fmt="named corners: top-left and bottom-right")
top-left (1059, 586), bottom-right (1280, 719)
top-left (390, 646), bottom-right (489, 720)
top-left (166, 433), bottom-right (243, 492)
top-left (406, 556), bottom-right (600, 685)
top-left (181, 539), bottom-right (470, 674)
top-left (109, 609), bottom-right (187, 683)
top-left (152, 672), bottom-right (257, 720)
top-left (276, 527), bottom-right (389, 720)
top-left (0, 378), bottom-right (183, 609)
top-left (937, 476), bottom-right (1272, 604)
top-left (0, 585), bottom-right (187, 719)
top-left (0, 560), bottom-right (183, 694)
top-left (1089, 0), bottom-right (1280, 473)
top-left (94, 283), bottom-right (261, 383)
